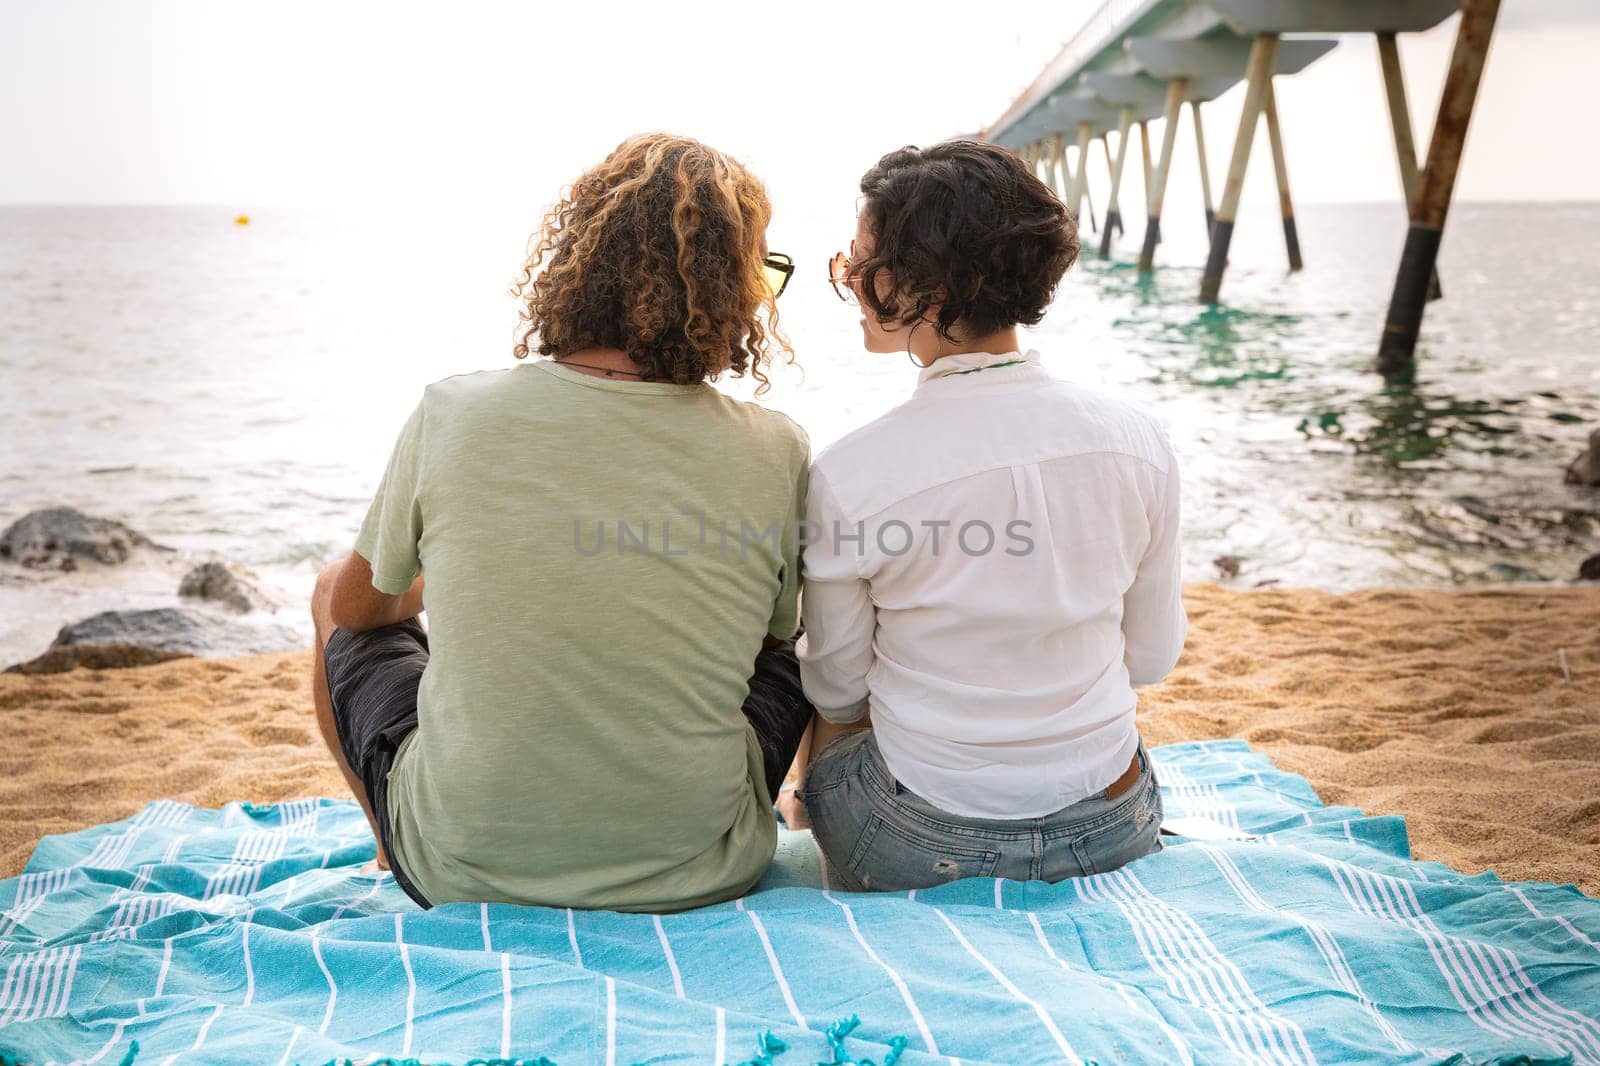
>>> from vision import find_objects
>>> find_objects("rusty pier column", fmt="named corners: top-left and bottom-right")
top-left (1139, 77), bottom-right (1188, 273)
top-left (1378, 0), bottom-right (1500, 376)
top-left (1200, 33), bottom-right (1279, 304)
top-left (1138, 121), bottom-right (1153, 215)
top-left (1102, 138), bottom-right (1123, 235)
top-left (1069, 121), bottom-right (1094, 225)
top-left (1100, 107), bottom-right (1135, 256)
top-left (1262, 81), bottom-right (1302, 271)
top-left (1047, 133), bottom-right (1068, 200)
top-left (1082, 147), bottom-right (1099, 234)
top-left (1378, 31), bottom-right (1441, 301)
top-left (1191, 100), bottom-right (1215, 238)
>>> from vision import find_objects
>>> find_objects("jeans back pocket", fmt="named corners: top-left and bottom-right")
top-left (846, 811), bottom-right (1001, 892)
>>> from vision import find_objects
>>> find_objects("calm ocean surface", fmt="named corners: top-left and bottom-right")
top-left (2, 202), bottom-right (1597, 663)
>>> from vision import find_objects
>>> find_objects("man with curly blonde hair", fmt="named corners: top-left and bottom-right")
top-left (307, 134), bottom-right (813, 913)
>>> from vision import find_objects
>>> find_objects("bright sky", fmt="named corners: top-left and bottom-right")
top-left (3, 0), bottom-right (1598, 220)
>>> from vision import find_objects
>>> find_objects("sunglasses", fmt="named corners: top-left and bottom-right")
top-left (762, 252), bottom-right (794, 299)
top-left (828, 239), bottom-right (863, 305)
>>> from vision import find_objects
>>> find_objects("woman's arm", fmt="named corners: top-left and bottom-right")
top-left (794, 467), bottom-right (876, 723)
top-left (1123, 445), bottom-right (1187, 685)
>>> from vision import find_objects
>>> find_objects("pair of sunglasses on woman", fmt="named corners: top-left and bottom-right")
top-left (760, 242), bottom-right (861, 303)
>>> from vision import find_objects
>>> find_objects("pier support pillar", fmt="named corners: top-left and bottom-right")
top-left (1100, 107), bottom-right (1135, 257)
top-left (1378, 31), bottom-right (1442, 301)
top-left (1200, 33), bottom-right (1279, 304)
top-left (1101, 138), bottom-right (1124, 235)
top-left (1192, 100), bottom-right (1216, 237)
top-left (1054, 137), bottom-right (1075, 204)
top-left (1378, 0), bottom-right (1500, 376)
top-left (1139, 77), bottom-right (1188, 273)
top-left (1070, 121), bottom-right (1093, 224)
top-left (1262, 80), bottom-right (1303, 271)
top-left (1082, 145), bottom-right (1099, 233)
top-left (1139, 120), bottom-right (1153, 216)
top-left (1047, 133), bottom-right (1067, 200)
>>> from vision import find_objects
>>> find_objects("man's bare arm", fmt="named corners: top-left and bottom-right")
top-left (328, 551), bottom-right (424, 632)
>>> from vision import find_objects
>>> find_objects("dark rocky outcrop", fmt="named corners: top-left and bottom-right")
top-left (0, 507), bottom-right (165, 569)
top-left (1580, 554), bottom-right (1600, 582)
top-left (45, 607), bottom-right (302, 658)
top-left (1567, 429), bottom-right (1600, 487)
top-left (178, 561), bottom-right (271, 613)
top-left (5, 644), bottom-right (193, 675)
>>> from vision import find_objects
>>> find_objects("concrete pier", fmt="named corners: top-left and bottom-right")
top-left (1262, 80), bottom-right (1302, 271)
top-left (1139, 77), bottom-right (1187, 273)
top-left (1201, 33), bottom-right (1278, 304)
top-left (980, 0), bottom-right (1488, 370)
top-left (1101, 108), bottom-right (1135, 255)
top-left (1378, 31), bottom-right (1442, 301)
top-left (1192, 101), bottom-right (1215, 236)
top-left (1379, 0), bottom-right (1501, 375)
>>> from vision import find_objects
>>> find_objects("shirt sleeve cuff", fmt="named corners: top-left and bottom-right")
top-left (815, 696), bottom-right (870, 725)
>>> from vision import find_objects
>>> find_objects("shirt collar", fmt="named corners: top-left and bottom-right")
top-left (913, 348), bottom-right (1045, 394)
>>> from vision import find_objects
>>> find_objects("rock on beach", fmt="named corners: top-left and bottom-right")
top-left (0, 507), bottom-right (164, 569)
top-left (178, 561), bottom-right (272, 613)
top-left (5, 607), bottom-right (304, 674)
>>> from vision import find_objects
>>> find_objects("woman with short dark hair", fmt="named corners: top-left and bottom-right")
top-left (793, 139), bottom-right (1186, 892)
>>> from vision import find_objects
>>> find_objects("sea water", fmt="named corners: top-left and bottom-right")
top-left (1, 201), bottom-right (1596, 664)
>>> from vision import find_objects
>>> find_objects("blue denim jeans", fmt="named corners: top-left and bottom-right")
top-left (799, 730), bottom-right (1164, 892)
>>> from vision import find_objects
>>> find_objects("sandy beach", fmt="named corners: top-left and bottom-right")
top-left (3, 583), bottom-right (1596, 896)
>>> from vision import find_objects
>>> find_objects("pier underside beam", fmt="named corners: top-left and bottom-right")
top-left (1101, 108), bottom-right (1135, 256)
top-left (1378, 0), bottom-right (1501, 376)
top-left (1262, 80), bottom-right (1302, 271)
top-left (1127, 34), bottom-right (1334, 81)
top-left (1378, 31), bottom-right (1442, 301)
top-left (1204, 0), bottom-right (1460, 34)
top-left (1200, 33), bottom-right (1279, 303)
top-left (1192, 101), bottom-right (1216, 235)
top-left (1140, 78), bottom-right (1188, 273)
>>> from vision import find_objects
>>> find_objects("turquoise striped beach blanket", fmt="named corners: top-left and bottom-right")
top-left (1, 739), bottom-right (1597, 1066)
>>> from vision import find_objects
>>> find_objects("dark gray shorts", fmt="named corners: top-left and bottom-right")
top-left (323, 616), bottom-right (434, 909)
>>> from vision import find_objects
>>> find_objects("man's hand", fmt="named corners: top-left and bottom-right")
top-left (328, 551), bottom-right (425, 633)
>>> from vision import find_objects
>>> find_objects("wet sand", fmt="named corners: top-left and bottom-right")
top-left (3, 584), bottom-right (1596, 895)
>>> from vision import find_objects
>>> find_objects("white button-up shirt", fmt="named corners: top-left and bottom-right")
top-left (796, 348), bottom-right (1187, 819)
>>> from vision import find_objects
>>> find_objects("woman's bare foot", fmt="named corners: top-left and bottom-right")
top-left (775, 784), bottom-right (810, 830)
top-left (360, 852), bottom-right (392, 875)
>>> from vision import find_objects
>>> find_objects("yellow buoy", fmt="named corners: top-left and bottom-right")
top-left (234, 214), bottom-right (250, 226)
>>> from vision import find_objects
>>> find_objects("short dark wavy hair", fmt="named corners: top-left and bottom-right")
top-left (854, 139), bottom-right (1078, 345)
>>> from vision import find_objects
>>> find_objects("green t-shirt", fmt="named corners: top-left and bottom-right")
top-left (352, 359), bottom-right (809, 912)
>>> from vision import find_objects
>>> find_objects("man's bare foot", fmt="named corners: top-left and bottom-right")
top-left (775, 785), bottom-right (810, 831)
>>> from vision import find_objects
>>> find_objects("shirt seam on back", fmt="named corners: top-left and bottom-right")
top-left (821, 447), bottom-right (1174, 526)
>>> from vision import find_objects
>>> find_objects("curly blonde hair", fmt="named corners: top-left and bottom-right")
top-left (512, 133), bottom-right (792, 394)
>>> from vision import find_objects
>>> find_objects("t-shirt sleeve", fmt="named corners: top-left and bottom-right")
top-left (353, 398), bottom-right (426, 596)
top-left (767, 431), bottom-right (811, 639)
